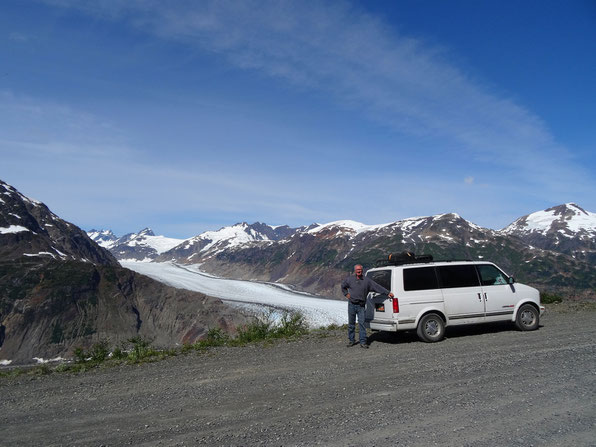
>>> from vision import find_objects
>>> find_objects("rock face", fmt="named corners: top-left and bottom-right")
top-left (0, 261), bottom-right (246, 363)
top-left (0, 180), bottom-right (248, 364)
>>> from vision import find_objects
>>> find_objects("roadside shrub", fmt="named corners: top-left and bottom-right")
top-left (111, 346), bottom-right (127, 360)
top-left (235, 318), bottom-right (272, 344)
top-left (542, 292), bottom-right (564, 304)
top-left (234, 311), bottom-right (307, 344)
top-left (127, 336), bottom-right (158, 363)
top-left (0, 368), bottom-right (25, 378)
top-left (274, 312), bottom-right (308, 338)
top-left (90, 339), bottom-right (110, 362)
top-left (1, 310), bottom-right (318, 378)
top-left (73, 346), bottom-right (88, 364)
top-left (32, 364), bottom-right (52, 375)
top-left (206, 327), bottom-right (229, 345)
top-left (53, 363), bottom-right (72, 373)
top-left (193, 327), bottom-right (231, 350)
top-left (73, 338), bottom-right (111, 364)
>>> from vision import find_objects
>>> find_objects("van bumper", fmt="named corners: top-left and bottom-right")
top-left (368, 319), bottom-right (398, 332)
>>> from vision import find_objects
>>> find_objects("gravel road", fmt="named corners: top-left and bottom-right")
top-left (1, 306), bottom-right (595, 446)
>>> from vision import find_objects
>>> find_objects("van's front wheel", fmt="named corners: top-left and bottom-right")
top-left (515, 304), bottom-right (539, 331)
top-left (417, 313), bottom-right (445, 343)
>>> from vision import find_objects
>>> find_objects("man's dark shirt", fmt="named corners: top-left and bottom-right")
top-left (341, 275), bottom-right (390, 305)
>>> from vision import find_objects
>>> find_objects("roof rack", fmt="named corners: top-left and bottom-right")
top-left (374, 252), bottom-right (433, 267)
top-left (374, 252), bottom-right (476, 267)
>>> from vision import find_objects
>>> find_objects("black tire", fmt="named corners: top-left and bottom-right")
top-left (515, 304), bottom-right (539, 331)
top-left (417, 313), bottom-right (445, 343)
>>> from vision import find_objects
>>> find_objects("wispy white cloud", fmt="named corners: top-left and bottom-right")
top-left (5, 1), bottom-right (594, 235)
top-left (44, 0), bottom-right (593, 195)
top-left (9, 32), bottom-right (29, 42)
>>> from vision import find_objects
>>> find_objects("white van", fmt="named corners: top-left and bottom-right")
top-left (365, 259), bottom-right (545, 342)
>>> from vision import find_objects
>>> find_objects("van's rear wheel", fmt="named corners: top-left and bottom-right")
top-left (417, 313), bottom-right (445, 343)
top-left (515, 304), bottom-right (539, 331)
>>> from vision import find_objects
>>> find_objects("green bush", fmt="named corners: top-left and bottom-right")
top-left (274, 312), bottom-right (308, 338)
top-left (73, 346), bottom-right (88, 364)
top-left (1, 311), bottom-right (313, 378)
top-left (233, 311), bottom-right (308, 344)
top-left (192, 327), bottom-right (231, 350)
top-left (90, 339), bottom-right (110, 362)
top-left (235, 318), bottom-right (273, 344)
top-left (127, 336), bottom-right (157, 363)
top-left (111, 346), bottom-right (127, 360)
top-left (542, 292), bottom-right (564, 304)
top-left (32, 364), bottom-right (52, 375)
top-left (206, 327), bottom-right (229, 345)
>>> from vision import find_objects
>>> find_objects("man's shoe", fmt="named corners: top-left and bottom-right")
top-left (360, 343), bottom-right (369, 349)
top-left (347, 341), bottom-right (357, 347)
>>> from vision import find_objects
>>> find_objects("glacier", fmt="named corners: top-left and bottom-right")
top-left (121, 261), bottom-right (347, 328)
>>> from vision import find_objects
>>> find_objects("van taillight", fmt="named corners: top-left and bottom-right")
top-left (392, 297), bottom-right (399, 313)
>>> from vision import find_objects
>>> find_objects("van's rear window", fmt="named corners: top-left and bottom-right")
top-left (403, 267), bottom-right (439, 291)
top-left (437, 265), bottom-right (480, 288)
top-left (367, 270), bottom-right (391, 291)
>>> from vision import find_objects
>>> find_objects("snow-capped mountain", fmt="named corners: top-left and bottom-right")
top-left (0, 179), bottom-right (116, 264)
top-left (87, 229), bottom-right (118, 249)
top-left (501, 203), bottom-right (596, 262)
top-left (88, 203), bottom-right (595, 296)
top-left (157, 222), bottom-right (303, 262)
top-left (160, 209), bottom-right (595, 297)
top-left (88, 227), bottom-right (185, 261)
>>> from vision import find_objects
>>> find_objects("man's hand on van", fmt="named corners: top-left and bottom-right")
top-left (388, 292), bottom-right (395, 298)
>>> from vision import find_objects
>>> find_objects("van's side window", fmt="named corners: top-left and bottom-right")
top-left (437, 265), bottom-right (480, 288)
top-left (403, 267), bottom-right (439, 291)
top-left (477, 264), bottom-right (509, 286)
top-left (367, 270), bottom-right (391, 291)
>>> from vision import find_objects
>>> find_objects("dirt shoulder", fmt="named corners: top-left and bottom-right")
top-left (1, 306), bottom-right (595, 446)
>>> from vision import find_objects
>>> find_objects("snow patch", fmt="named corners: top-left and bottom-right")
top-left (33, 357), bottom-right (64, 364)
top-left (0, 225), bottom-right (30, 234)
top-left (23, 252), bottom-right (56, 258)
top-left (307, 220), bottom-right (393, 236)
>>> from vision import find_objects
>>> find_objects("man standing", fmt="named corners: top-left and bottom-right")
top-left (341, 264), bottom-right (394, 348)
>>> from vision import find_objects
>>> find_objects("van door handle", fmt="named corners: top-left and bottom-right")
top-left (477, 293), bottom-right (482, 301)
top-left (483, 293), bottom-right (488, 301)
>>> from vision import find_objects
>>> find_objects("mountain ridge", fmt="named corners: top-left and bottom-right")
top-left (89, 204), bottom-right (596, 297)
top-left (1, 180), bottom-right (249, 364)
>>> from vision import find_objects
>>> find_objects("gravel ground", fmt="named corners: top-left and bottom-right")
top-left (1, 306), bottom-right (595, 446)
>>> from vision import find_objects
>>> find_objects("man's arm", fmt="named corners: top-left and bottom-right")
top-left (367, 278), bottom-right (394, 298)
top-left (341, 278), bottom-right (350, 299)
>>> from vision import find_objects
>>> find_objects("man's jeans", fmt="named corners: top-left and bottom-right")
top-left (348, 302), bottom-right (367, 345)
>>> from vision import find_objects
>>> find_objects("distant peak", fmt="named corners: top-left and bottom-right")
top-left (545, 203), bottom-right (588, 217)
top-left (138, 228), bottom-right (155, 236)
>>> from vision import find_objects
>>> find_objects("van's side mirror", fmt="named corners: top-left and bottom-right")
top-left (508, 276), bottom-right (515, 284)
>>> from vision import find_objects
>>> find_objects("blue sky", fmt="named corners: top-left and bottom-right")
top-left (1, 0), bottom-right (595, 238)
